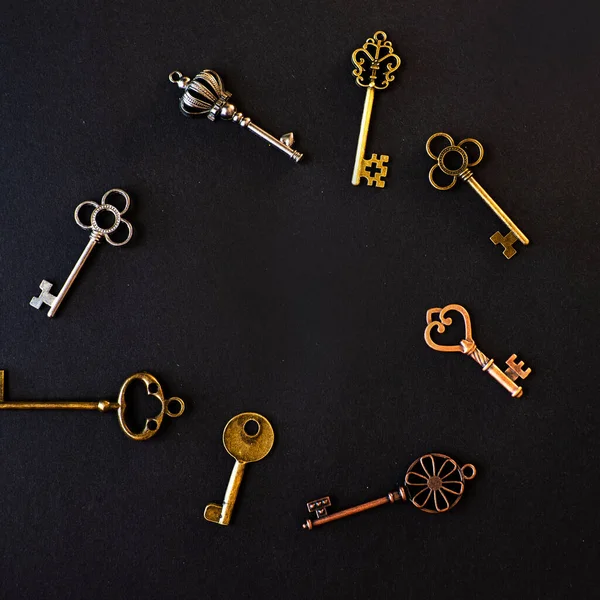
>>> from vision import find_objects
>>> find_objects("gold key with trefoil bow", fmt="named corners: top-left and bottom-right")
top-left (424, 304), bottom-right (532, 398)
top-left (351, 31), bottom-right (401, 188)
top-left (0, 370), bottom-right (185, 441)
top-left (426, 133), bottom-right (530, 259)
top-left (302, 453), bottom-right (476, 530)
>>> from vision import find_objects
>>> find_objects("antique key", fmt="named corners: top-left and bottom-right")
top-left (205, 412), bottom-right (274, 526)
top-left (424, 304), bottom-right (532, 398)
top-left (351, 31), bottom-right (401, 187)
top-left (303, 453), bottom-right (476, 530)
top-left (426, 132), bottom-right (529, 258)
top-left (0, 370), bottom-right (185, 440)
top-left (30, 188), bottom-right (134, 317)
top-left (169, 70), bottom-right (303, 162)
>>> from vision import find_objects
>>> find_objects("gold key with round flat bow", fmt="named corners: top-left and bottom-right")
top-left (351, 31), bottom-right (401, 188)
top-left (426, 133), bottom-right (530, 258)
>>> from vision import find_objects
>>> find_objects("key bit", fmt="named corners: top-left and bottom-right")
top-left (426, 132), bottom-right (529, 258)
top-left (169, 70), bottom-right (303, 163)
top-left (351, 31), bottom-right (401, 188)
top-left (0, 370), bottom-right (184, 441)
top-left (424, 304), bottom-right (532, 398)
top-left (303, 453), bottom-right (476, 530)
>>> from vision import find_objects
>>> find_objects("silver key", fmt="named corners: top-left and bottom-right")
top-left (30, 188), bottom-right (133, 318)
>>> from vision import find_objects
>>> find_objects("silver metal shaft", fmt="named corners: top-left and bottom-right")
top-left (47, 236), bottom-right (99, 318)
top-left (246, 123), bottom-right (303, 162)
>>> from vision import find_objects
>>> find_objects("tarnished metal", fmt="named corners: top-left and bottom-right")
top-left (0, 370), bottom-right (184, 440)
top-left (351, 31), bottom-right (401, 187)
top-left (168, 70), bottom-right (303, 162)
top-left (424, 304), bottom-right (532, 397)
top-left (426, 132), bottom-right (529, 258)
top-left (302, 453), bottom-right (475, 530)
top-left (205, 412), bottom-right (274, 526)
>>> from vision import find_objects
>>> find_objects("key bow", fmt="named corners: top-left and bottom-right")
top-left (426, 133), bottom-right (484, 190)
top-left (352, 31), bottom-right (401, 90)
top-left (74, 188), bottom-right (134, 246)
top-left (424, 304), bottom-right (474, 354)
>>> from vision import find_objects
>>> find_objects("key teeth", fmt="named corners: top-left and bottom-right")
top-left (360, 154), bottom-right (389, 188)
top-left (505, 354), bottom-right (532, 381)
top-left (490, 231), bottom-right (518, 259)
top-left (307, 496), bottom-right (331, 518)
top-left (30, 280), bottom-right (56, 310)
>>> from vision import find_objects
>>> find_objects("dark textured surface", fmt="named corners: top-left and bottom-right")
top-left (1, 1), bottom-right (599, 598)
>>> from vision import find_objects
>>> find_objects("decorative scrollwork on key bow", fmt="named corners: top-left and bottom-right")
top-left (405, 453), bottom-right (476, 514)
top-left (74, 188), bottom-right (133, 246)
top-left (424, 304), bottom-right (474, 354)
top-left (352, 31), bottom-right (401, 90)
top-left (426, 133), bottom-right (484, 190)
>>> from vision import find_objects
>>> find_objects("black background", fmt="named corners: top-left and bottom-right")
top-left (1, 0), bottom-right (599, 598)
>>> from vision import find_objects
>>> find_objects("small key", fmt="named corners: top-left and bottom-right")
top-left (424, 304), bottom-right (532, 398)
top-left (169, 70), bottom-right (303, 163)
top-left (351, 31), bottom-right (401, 188)
top-left (303, 453), bottom-right (476, 530)
top-left (30, 188), bottom-right (133, 317)
top-left (0, 370), bottom-right (184, 440)
top-left (205, 412), bottom-right (274, 526)
top-left (426, 132), bottom-right (529, 258)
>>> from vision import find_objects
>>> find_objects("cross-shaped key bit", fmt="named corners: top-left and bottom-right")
top-left (30, 280), bottom-right (57, 310)
top-left (426, 133), bottom-right (530, 258)
top-left (351, 31), bottom-right (401, 188)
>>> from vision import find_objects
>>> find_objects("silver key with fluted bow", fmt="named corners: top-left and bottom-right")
top-left (30, 189), bottom-right (134, 317)
top-left (169, 70), bottom-right (303, 162)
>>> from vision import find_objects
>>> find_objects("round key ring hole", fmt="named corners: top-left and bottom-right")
top-left (147, 419), bottom-right (159, 431)
top-left (243, 418), bottom-right (260, 437)
top-left (166, 397), bottom-right (185, 418)
top-left (169, 71), bottom-right (183, 83)
top-left (91, 204), bottom-right (121, 235)
top-left (438, 145), bottom-right (469, 176)
top-left (461, 464), bottom-right (477, 480)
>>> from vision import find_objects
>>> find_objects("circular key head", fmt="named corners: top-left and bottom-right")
top-left (222, 412), bottom-right (275, 464)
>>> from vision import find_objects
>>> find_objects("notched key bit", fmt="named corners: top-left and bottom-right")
top-left (426, 132), bottom-right (530, 258)
top-left (351, 31), bottom-right (401, 188)
top-left (424, 304), bottom-right (532, 398)
top-left (169, 70), bottom-right (303, 162)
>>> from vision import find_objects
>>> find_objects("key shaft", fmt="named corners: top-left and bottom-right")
top-left (47, 234), bottom-right (100, 318)
top-left (466, 176), bottom-right (529, 245)
top-left (244, 121), bottom-right (302, 162)
top-left (352, 87), bottom-right (375, 185)
top-left (204, 460), bottom-right (246, 526)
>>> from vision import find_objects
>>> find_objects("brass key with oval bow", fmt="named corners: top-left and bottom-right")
top-left (426, 133), bottom-right (529, 258)
top-left (0, 371), bottom-right (184, 440)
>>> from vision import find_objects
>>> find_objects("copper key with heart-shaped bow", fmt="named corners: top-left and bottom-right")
top-left (424, 304), bottom-right (532, 398)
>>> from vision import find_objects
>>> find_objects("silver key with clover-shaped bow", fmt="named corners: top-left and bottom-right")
top-left (351, 31), bottom-right (401, 188)
top-left (30, 188), bottom-right (134, 317)
top-left (426, 132), bottom-right (530, 259)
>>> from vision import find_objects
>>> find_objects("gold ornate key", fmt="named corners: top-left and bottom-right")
top-left (303, 453), bottom-right (476, 530)
top-left (0, 371), bottom-right (185, 440)
top-left (424, 304), bottom-right (532, 397)
top-left (351, 31), bottom-right (401, 188)
top-left (205, 412), bottom-right (274, 526)
top-left (426, 133), bottom-right (529, 258)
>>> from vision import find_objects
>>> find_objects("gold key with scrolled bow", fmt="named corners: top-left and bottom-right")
top-left (426, 133), bottom-right (530, 258)
top-left (351, 31), bottom-right (401, 188)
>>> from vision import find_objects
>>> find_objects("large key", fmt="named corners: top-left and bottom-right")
top-left (30, 188), bottom-right (134, 317)
top-left (424, 304), bottom-right (532, 398)
top-left (426, 132), bottom-right (530, 259)
top-left (205, 412), bottom-right (274, 526)
top-left (169, 70), bottom-right (303, 162)
top-left (351, 31), bottom-right (401, 188)
top-left (303, 453), bottom-right (476, 530)
top-left (0, 370), bottom-right (185, 440)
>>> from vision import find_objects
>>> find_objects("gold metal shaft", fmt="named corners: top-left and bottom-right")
top-left (467, 177), bottom-right (529, 245)
top-left (204, 460), bottom-right (246, 526)
top-left (351, 87), bottom-right (375, 185)
top-left (0, 401), bottom-right (118, 411)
